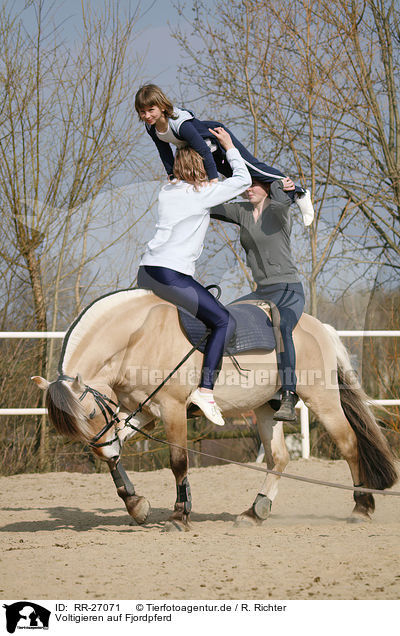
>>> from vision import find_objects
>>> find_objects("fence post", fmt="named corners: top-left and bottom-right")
top-left (300, 401), bottom-right (310, 459)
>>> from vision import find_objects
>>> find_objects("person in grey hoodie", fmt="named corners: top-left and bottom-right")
top-left (211, 176), bottom-right (304, 422)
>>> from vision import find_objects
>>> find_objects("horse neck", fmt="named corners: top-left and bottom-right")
top-left (61, 292), bottom-right (161, 386)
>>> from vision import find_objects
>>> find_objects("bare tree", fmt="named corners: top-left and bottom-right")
top-left (0, 0), bottom-right (152, 468)
top-left (172, 0), bottom-right (399, 313)
top-left (316, 0), bottom-right (400, 268)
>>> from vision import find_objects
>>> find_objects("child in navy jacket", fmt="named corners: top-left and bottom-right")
top-left (135, 84), bottom-right (314, 226)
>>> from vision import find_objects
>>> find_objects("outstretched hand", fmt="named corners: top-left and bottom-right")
top-left (209, 127), bottom-right (234, 151)
top-left (282, 177), bottom-right (295, 191)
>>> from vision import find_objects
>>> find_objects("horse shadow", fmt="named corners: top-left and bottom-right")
top-left (0, 505), bottom-right (238, 533)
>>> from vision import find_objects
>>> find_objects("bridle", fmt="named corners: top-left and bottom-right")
top-left (57, 374), bottom-right (124, 448)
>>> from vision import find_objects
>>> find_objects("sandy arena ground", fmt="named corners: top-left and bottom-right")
top-left (1, 458), bottom-right (399, 600)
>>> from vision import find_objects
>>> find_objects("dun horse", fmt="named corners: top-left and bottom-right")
top-left (32, 289), bottom-right (397, 530)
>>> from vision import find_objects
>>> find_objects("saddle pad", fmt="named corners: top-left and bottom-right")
top-left (178, 302), bottom-right (276, 355)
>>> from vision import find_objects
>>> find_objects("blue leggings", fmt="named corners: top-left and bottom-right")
top-left (203, 121), bottom-right (305, 197)
top-left (203, 122), bottom-right (305, 200)
top-left (236, 283), bottom-right (305, 392)
top-left (137, 266), bottom-right (236, 390)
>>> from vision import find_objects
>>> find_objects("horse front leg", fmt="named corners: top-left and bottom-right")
top-left (161, 400), bottom-right (192, 532)
top-left (235, 403), bottom-right (289, 527)
top-left (104, 410), bottom-right (157, 524)
top-left (90, 418), bottom-right (152, 525)
top-left (107, 456), bottom-right (151, 524)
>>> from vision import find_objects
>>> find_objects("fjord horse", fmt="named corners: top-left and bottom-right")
top-left (32, 289), bottom-right (397, 530)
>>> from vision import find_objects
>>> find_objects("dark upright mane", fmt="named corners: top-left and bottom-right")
top-left (46, 381), bottom-right (91, 441)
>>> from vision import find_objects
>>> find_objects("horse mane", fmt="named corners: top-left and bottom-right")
top-left (59, 288), bottom-right (152, 373)
top-left (46, 380), bottom-right (92, 442)
top-left (49, 289), bottom-right (154, 441)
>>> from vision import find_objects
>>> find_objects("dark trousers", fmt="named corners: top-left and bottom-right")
top-left (138, 265), bottom-right (236, 390)
top-left (203, 121), bottom-right (305, 198)
top-left (235, 282), bottom-right (305, 392)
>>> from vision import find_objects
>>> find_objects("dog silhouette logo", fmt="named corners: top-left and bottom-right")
top-left (3, 602), bottom-right (50, 633)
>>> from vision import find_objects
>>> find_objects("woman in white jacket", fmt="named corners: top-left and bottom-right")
top-left (138, 128), bottom-right (251, 426)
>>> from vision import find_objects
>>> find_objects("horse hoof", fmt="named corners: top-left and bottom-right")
top-left (347, 513), bottom-right (371, 524)
top-left (163, 520), bottom-right (190, 533)
top-left (234, 514), bottom-right (260, 528)
top-left (129, 497), bottom-right (151, 524)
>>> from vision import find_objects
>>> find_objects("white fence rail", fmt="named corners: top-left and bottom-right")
top-left (1, 330), bottom-right (399, 459)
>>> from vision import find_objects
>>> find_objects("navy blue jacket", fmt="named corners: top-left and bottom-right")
top-left (146, 111), bottom-right (223, 180)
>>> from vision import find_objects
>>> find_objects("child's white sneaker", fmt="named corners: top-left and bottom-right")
top-left (295, 189), bottom-right (314, 226)
top-left (190, 388), bottom-right (225, 426)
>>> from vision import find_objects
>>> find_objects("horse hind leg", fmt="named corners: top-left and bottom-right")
top-left (235, 403), bottom-right (289, 527)
top-left (107, 456), bottom-right (151, 524)
top-left (303, 387), bottom-right (375, 522)
top-left (350, 490), bottom-right (375, 522)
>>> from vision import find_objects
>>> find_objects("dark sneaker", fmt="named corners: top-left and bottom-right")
top-left (273, 390), bottom-right (298, 422)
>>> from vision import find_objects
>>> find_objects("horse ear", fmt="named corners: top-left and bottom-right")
top-left (71, 374), bottom-right (85, 393)
top-left (31, 376), bottom-right (50, 390)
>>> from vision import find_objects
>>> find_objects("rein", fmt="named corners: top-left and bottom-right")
top-left (58, 283), bottom-right (222, 449)
top-left (105, 416), bottom-right (400, 498)
top-left (56, 372), bottom-right (400, 497)
top-left (57, 330), bottom-right (209, 449)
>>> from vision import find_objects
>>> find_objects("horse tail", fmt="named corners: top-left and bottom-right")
top-left (323, 324), bottom-right (398, 490)
top-left (46, 380), bottom-right (91, 442)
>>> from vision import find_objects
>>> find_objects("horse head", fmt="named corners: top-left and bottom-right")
top-left (31, 374), bottom-right (121, 456)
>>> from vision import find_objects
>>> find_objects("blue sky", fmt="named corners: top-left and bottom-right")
top-left (17, 0), bottom-right (208, 94)
top-left (11, 0), bottom-right (380, 308)
top-left (131, 0), bottom-right (191, 91)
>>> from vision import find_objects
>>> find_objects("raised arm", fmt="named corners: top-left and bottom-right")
top-left (178, 120), bottom-right (219, 181)
top-left (270, 179), bottom-right (295, 206)
top-left (198, 149), bottom-right (251, 208)
top-left (197, 128), bottom-right (251, 207)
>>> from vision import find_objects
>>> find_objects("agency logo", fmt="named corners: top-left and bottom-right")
top-left (3, 602), bottom-right (50, 633)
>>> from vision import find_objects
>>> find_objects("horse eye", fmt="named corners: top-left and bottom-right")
top-left (89, 408), bottom-right (96, 419)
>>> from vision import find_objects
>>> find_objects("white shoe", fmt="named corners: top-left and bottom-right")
top-left (295, 189), bottom-right (314, 226)
top-left (190, 388), bottom-right (225, 426)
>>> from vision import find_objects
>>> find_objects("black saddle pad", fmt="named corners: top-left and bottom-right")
top-left (178, 301), bottom-right (276, 355)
